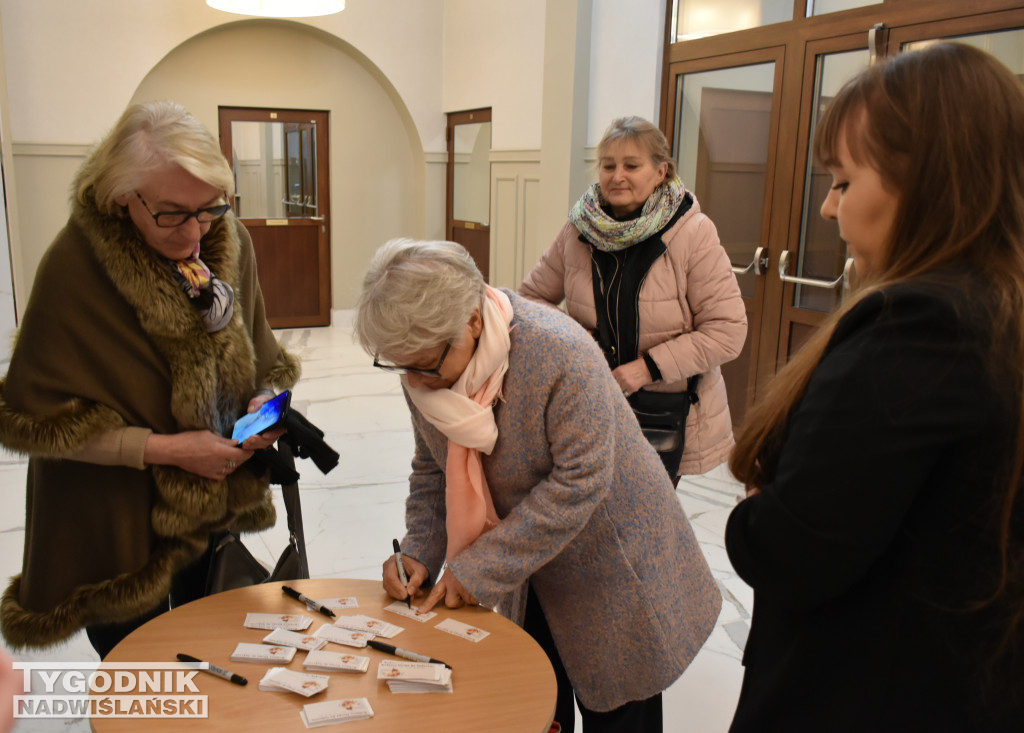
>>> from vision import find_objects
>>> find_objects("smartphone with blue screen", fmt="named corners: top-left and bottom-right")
top-left (231, 390), bottom-right (291, 443)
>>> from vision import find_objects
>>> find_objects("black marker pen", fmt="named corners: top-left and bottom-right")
top-left (177, 653), bottom-right (247, 686)
top-left (367, 639), bottom-right (451, 669)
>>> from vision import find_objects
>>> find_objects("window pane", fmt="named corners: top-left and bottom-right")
top-left (795, 48), bottom-right (869, 312)
top-left (904, 28), bottom-right (1024, 76)
top-left (674, 63), bottom-right (775, 299)
top-left (452, 122), bottom-right (491, 225)
top-left (809, 0), bottom-right (879, 17)
top-left (231, 120), bottom-right (319, 220)
top-left (673, 0), bottom-right (792, 41)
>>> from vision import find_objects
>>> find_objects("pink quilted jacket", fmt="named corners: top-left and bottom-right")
top-left (519, 194), bottom-right (747, 474)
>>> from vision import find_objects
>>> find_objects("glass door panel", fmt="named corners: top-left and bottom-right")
top-left (230, 121), bottom-right (319, 220)
top-left (808, 0), bottom-right (878, 17)
top-left (674, 62), bottom-right (776, 299)
top-left (670, 53), bottom-right (783, 425)
top-left (792, 48), bottom-right (868, 314)
top-left (888, 9), bottom-right (1024, 67)
top-left (903, 27), bottom-right (1024, 73)
top-left (672, 0), bottom-right (792, 41)
top-left (777, 36), bottom-right (866, 362)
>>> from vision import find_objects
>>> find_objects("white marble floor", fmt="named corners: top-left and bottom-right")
top-left (1, 311), bottom-right (750, 733)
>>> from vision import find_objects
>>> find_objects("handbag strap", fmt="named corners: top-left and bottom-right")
top-left (275, 440), bottom-right (310, 578)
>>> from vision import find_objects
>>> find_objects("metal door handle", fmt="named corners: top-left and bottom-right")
top-left (778, 250), bottom-right (853, 289)
top-left (731, 246), bottom-right (769, 276)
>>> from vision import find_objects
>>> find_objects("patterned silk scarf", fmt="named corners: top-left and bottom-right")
top-left (569, 176), bottom-right (686, 252)
top-left (403, 287), bottom-right (514, 560)
top-left (167, 244), bottom-right (234, 333)
top-left (175, 244), bottom-right (211, 298)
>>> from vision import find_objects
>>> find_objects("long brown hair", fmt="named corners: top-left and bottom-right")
top-left (730, 43), bottom-right (1024, 619)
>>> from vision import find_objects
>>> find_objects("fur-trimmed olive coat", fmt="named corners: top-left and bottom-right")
top-left (0, 199), bottom-right (299, 648)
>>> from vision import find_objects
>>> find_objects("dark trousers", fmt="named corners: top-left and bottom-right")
top-left (523, 584), bottom-right (664, 733)
top-left (85, 538), bottom-right (214, 659)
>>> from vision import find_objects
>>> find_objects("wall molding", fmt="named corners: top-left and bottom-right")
top-left (490, 149), bottom-right (541, 164)
top-left (12, 142), bottom-right (91, 158)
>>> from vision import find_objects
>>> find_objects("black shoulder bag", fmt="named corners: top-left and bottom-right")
top-left (625, 381), bottom-right (699, 477)
top-left (590, 253), bottom-right (699, 477)
top-left (204, 441), bottom-right (310, 595)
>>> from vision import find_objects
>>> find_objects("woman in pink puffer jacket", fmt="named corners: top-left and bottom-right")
top-left (520, 116), bottom-right (747, 478)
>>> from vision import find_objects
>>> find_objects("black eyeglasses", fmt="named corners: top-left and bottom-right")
top-left (373, 343), bottom-right (452, 378)
top-left (135, 192), bottom-right (231, 228)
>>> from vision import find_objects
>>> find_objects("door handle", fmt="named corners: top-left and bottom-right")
top-left (778, 250), bottom-right (853, 290)
top-left (731, 246), bottom-right (769, 276)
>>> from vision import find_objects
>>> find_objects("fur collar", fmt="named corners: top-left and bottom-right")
top-left (0, 197), bottom-right (299, 648)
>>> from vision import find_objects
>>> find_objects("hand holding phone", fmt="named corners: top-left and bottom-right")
top-left (231, 390), bottom-right (291, 443)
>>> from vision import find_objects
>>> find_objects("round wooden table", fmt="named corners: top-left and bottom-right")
top-left (92, 578), bottom-right (556, 732)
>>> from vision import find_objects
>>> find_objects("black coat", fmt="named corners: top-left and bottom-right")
top-left (726, 274), bottom-right (1024, 731)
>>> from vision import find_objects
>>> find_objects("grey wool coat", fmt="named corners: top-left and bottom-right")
top-left (400, 292), bottom-right (721, 712)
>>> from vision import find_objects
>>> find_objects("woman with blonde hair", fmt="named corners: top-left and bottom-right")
top-left (0, 101), bottom-right (299, 658)
top-left (726, 43), bottom-right (1024, 730)
top-left (520, 115), bottom-right (745, 481)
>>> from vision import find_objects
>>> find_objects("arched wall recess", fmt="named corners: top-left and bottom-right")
top-left (132, 18), bottom-right (430, 311)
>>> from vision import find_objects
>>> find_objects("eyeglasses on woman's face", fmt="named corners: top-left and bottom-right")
top-left (373, 342), bottom-right (452, 378)
top-left (135, 192), bottom-right (231, 228)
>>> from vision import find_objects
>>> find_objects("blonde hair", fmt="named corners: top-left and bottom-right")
top-left (353, 238), bottom-right (486, 360)
top-left (74, 101), bottom-right (234, 216)
top-left (597, 116), bottom-right (677, 179)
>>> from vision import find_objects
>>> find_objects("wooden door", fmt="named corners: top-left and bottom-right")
top-left (664, 0), bottom-right (1024, 426)
top-left (218, 107), bottom-right (331, 328)
top-left (447, 108), bottom-right (492, 281)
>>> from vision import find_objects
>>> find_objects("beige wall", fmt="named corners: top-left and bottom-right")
top-left (0, 0), bottom-right (665, 314)
top-left (131, 20), bottom-right (427, 311)
top-left (0, 0), bottom-right (448, 313)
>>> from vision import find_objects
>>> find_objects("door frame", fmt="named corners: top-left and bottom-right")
top-left (218, 106), bottom-right (332, 328)
top-left (662, 0), bottom-right (1024, 415)
top-left (446, 107), bottom-right (492, 280)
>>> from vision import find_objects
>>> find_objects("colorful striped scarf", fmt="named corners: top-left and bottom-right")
top-left (570, 176), bottom-right (686, 252)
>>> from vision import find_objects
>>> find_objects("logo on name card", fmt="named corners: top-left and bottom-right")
top-left (12, 662), bottom-right (209, 720)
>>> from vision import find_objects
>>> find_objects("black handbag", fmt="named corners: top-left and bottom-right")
top-left (204, 441), bottom-right (310, 595)
top-left (627, 380), bottom-right (699, 477)
top-left (588, 263), bottom-right (701, 477)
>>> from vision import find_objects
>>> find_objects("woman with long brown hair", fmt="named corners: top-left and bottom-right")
top-left (726, 42), bottom-right (1024, 731)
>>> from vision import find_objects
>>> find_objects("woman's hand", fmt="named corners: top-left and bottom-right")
top-left (416, 568), bottom-right (478, 614)
top-left (612, 358), bottom-right (652, 397)
top-left (144, 430), bottom-right (254, 480)
top-left (382, 553), bottom-right (430, 605)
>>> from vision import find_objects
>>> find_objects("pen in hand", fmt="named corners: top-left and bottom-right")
top-left (392, 539), bottom-right (411, 608)
top-left (177, 653), bottom-right (247, 686)
top-left (281, 585), bottom-right (336, 618)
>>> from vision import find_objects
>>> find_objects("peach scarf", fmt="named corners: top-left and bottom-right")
top-left (403, 287), bottom-right (514, 560)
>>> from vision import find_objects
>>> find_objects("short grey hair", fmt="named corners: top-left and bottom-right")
top-left (597, 115), bottom-right (677, 179)
top-left (354, 238), bottom-right (486, 360)
top-left (74, 100), bottom-right (235, 216)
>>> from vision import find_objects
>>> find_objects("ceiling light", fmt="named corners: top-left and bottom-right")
top-left (207, 0), bottom-right (345, 18)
